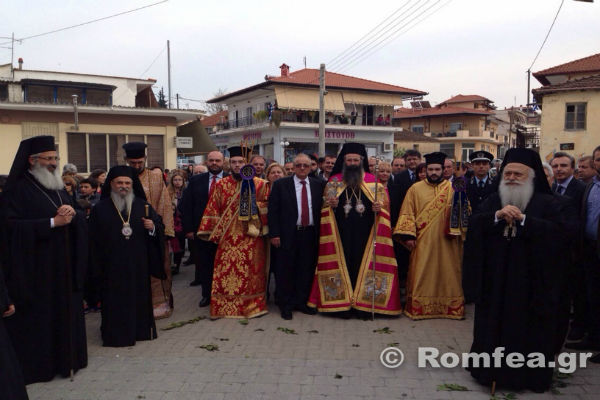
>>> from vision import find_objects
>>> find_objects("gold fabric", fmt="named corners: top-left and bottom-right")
top-left (394, 180), bottom-right (464, 320)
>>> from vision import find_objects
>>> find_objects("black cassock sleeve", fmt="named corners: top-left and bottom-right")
top-left (146, 203), bottom-right (166, 280)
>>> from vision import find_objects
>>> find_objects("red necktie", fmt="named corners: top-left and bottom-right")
top-left (209, 175), bottom-right (217, 197)
top-left (300, 180), bottom-right (309, 227)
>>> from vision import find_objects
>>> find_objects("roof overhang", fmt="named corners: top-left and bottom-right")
top-left (0, 102), bottom-right (202, 123)
top-left (19, 78), bottom-right (117, 91)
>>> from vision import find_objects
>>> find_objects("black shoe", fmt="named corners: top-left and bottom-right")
top-left (567, 326), bottom-right (586, 342)
top-left (198, 297), bottom-right (211, 308)
top-left (281, 310), bottom-right (293, 320)
top-left (183, 259), bottom-right (194, 266)
top-left (295, 305), bottom-right (317, 315)
top-left (171, 266), bottom-right (180, 276)
top-left (564, 339), bottom-right (600, 351)
top-left (189, 280), bottom-right (201, 287)
top-left (590, 353), bottom-right (600, 364)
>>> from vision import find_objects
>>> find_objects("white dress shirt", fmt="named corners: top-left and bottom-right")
top-left (293, 175), bottom-right (314, 226)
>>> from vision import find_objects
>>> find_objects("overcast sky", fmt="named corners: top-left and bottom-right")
top-left (1, 0), bottom-right (599, 110)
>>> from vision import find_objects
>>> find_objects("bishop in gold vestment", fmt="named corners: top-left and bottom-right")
top-left (123, 142), bottom-right (174, 319)
top-left (393, 152), bottom-right (464, 320)
top-left (197, 147), bottom-right (269, 319)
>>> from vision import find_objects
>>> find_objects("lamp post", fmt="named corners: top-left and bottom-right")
top-left (280, 140), bottom-right (290, 164)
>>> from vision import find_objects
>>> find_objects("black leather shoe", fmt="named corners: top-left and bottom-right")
top-left (567, 326), bottom-right (586, 342)
top-left (564, 339), bottom-right (600, 351)
top-left (198, 297), bottom-right (211, 308)
top-left (171, 266), bottom-right (180, 276)
top-left (295, 305), bottom-right (317, 315)
top-left (183, 259), bottom-right (194, 266)
top-left (189, 280), bottom-right (201, 287)
top-left (281, 310), bottom-right (293, 320)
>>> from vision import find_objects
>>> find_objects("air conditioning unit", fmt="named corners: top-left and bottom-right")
top-left (383, 143), bottom-right (394, 152)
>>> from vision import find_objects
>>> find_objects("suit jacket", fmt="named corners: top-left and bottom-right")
top-left (268, 175), bottom-right (324, 250)
top-left (581, 181), bottom-right (600, 257)
top-left (553, 177), bottom-right (586, 216)
top-left (466, 176), bottom-right (497, 214)
top-left (389, 169), bottom-right (416, 227)
top-left (179, 172), bottom-right (229, 234)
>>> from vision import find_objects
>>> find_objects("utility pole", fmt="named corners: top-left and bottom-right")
top-left (176, 93), bottom-right (179, 109)
top-left (526, 69), bottom-right (531, 106)
top-left (167, 40), bottom-right (172, 109)
top-left (318, 63), bottom-right (326, 156)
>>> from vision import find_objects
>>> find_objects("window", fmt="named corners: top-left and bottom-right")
top-left (0, 84), bottom-right (7, 101)
top-left (147, 135), bottom-right (164, 168)
top-left (461, 143), bottom-right (475, 161)
top-left (67, 132), bottom-right (87, 172)
top-left (86, 89), bottom-right (111, 106)
top-left (89, 134), bottom-right (107, 171)
top-left (449, 122), bottom-right (463, 133)
top-left (411, 124), bottom-right (424, 134)
top-left (57, 87), bottom-right (83, 104)
top-left (109, 135), bottom-right (126, 167)
top-left (565, 103), bottom-right (586, 130)
top-left (440, 143), bottom-right (455, 158)
top-left (25, 85), bottom-right (53, 103)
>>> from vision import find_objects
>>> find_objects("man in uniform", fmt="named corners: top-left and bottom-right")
top-left (123, 142), bottom-right (174, 319)
top-left (466, 151), bottom-right (496, 213)
top-left (308, 143), bottom-right (402, 317)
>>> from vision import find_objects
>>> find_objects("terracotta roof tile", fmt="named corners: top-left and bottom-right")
top-left (267, 68), bottom-right (426, 95)
top-left (532, 74), bottom-right (600, 95)
top-left (439, 94), bottom-right (491, 104)
top-left (394, 131), bottom-right (439, 142)
top-left (533, 53), bottom-right (600, 85)
top-left (201, 110), bottom-right (228, 127)
top-left (393, 106), bottom-right (493, 119)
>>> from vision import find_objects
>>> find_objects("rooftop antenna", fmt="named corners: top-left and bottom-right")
top-left (303, 56), bottom-right (307, 68)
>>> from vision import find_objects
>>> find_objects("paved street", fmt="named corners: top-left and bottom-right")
top-left (27, 262), bottom-right (600, 400)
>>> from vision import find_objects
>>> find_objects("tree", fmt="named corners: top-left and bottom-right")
top-left (205, 88), bottom-right (228, 115)
top-left (157, 87), bottom-right (168, 108)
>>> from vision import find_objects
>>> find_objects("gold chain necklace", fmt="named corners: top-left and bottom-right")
top-left (111, 198), bottom-right (133, 239)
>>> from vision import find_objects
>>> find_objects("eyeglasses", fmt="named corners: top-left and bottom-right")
top-left (36, 156), bottom-right (60, 162)
top-left (294, 163), bottom-right (310, 168)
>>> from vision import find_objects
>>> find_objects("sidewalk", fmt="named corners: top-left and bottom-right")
top-left (27, 263), bottom-right (600, 400)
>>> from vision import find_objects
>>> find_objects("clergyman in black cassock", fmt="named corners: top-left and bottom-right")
top-left (2, 136), bottom-right (88, 384)
top-left (463, 148), bottom-right (571, 393)
top-left (89, 166), bottom-right (165, 347)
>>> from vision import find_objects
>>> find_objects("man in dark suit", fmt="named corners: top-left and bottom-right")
top-left (466, 151), bottom-right (497, 214)
top-left (268, 154), bottom-right (323, 320)
top-left (548, 152), bottom-right (587, 342)
top-left (389, 149), bottom-right (421, 284)
top-left (566, 146), bottom-right (600, 360)
top-left (179, 151), bottom-right (227, 307)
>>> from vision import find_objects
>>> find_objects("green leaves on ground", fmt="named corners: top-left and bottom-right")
top-left (334, 373), bottom-right (343, 379)
top-left (436, 383), bottom-right (468, 391)
top-left (307, 330), bottom-right (319, 334)
top-left (388, 342), bottom-right (399, 347)
top-left (238, 319), bottom-right (249, 325)
top-left (277, 327), bottom-right (298, 334)
top-left (254, 328), bottom-right (264, 332)
top-left (197, 344), bottom-right (219, 352)
top-left (490, 393), bottom-right (516, 400)
top-left (160, 316), bottom-right (206, 331)
top-left (373, 327), bottom-right (393, 334)
top-left (352, 344), bottom-right (360, 347)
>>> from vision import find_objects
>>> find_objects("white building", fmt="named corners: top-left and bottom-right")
top-left (207, 64), bottom-right (426, 162)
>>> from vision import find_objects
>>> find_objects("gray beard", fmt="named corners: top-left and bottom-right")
top-left (342, 164), bottom-right (364, 188)
top-left (110, 189), bottom-right (134, 212)
top-left (498, 170), bottom-right (535, 211)
top-left (30, 162), bottom-right (64, 190)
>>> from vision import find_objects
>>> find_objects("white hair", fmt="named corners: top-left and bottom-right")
top-left (30, 161), bottom-right (65, 190)
top-left (498, 167), bottom-right (535, 211)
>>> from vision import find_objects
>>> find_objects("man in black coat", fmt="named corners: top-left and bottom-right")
top-left (463, 148), bottom-right (573, 393)
top-left (466, 150), bottom-right (497, 213)
top-left (178, 151), bottom-right (226, 307)
top-left (268, 154), bottom-right (323, 320)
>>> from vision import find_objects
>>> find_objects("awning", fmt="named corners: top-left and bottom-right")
top-left (274, 87), bottom-right (345, 113)
top-left (342, 92), bottom-right (404, 106)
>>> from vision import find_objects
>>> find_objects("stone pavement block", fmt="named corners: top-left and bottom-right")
top-left (203, 382), bottom-right (242, 393)
top-left (239, 382), bottom-right (279, 394)
top-left (276, 383), bottom-right (302, 394)
top-left (336, 383), bottom-right (375, 397)
top-left (300, 383), bottom-right (339, 396)
top-left (277, 374), bottom-right (314, 385)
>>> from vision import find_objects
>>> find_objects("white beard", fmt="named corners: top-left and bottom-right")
top-left (110, 189), bottom-right (134, 212)
top-left (498, 168), bottom-right (535, 211)
top-left (30, 162), bottom-right (65, 190)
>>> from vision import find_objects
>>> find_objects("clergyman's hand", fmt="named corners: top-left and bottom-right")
top-left (270, 237), bottom-right (281, 248)
top-left (54, 214), bottom-right (73, 226)
top-left (142, 217), bottom-right (155, 231)
top-left (57, 205), bottom-right (76, 217)
top-left (372, 201), bottom-right (382, 213)
top-left (327, 196), bottom-right (339, 208)
top-left (403, 240), bottom-right (416, 251)
top-left (495, 205), bottom-right (523, 225)
top-left (3, 304), bottom-right (15, 318)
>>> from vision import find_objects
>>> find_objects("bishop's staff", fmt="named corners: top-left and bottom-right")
top-left (371, 157), bottom-right (380, 321)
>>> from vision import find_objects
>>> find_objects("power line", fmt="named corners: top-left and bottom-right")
top-left (328, 0), bottom-right (413, 67)
top-left (333, 0), bottom-right (443, 72)
top-left (528, 0), bottom-right (565, 71)
top-left (0, 0), bottom-right (168, 46)
top-left (139, 44), bottom-right (167, 77)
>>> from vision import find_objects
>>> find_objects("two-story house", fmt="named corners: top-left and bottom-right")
top-left (206, 64), bottom-right (426, 162)
top-left (393, 94), bottom-right (500, 161)
top-left (0, 59), bottom-right (201, 174)
top-left (532, 53), bottom-right (600, 158)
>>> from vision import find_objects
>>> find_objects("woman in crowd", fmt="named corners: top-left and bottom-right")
top-left (265, 162), bottom-right (285, 303)
top-left (416, 162), bottom-right (427, 182)
top-left (62, 175), bottom-right (78, 203)
top-left (89, 169), bottom-right (107, 194)
top-left (167, 170), bottom-right (187, 275)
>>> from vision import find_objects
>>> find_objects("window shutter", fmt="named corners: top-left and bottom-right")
top-left (89, 134), bottom-right (107, 171)
top-left (147, 135), bottom-right (164, 168)
top-left (67, 132), bottom-right (87, 172)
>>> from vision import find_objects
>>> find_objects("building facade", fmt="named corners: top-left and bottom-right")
top-left (206, 64), bottom-right (426, 162)
top-left (0, 61), bottom-right (200, 174)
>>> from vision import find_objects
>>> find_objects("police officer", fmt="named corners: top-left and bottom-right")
top-left (466, 150), bottom-right (496, 213)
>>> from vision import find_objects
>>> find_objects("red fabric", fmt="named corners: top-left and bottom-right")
top-left (300, 180), bottom-right (309, 226)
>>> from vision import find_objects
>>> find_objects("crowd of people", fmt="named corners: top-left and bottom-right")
top-left (1, 135), bottom-right (599, 396)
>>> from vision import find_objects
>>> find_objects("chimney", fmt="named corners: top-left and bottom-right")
top-left (18, 57), bottom-right (23, 70)
top-left (279, 63), bottom-right (290, 77)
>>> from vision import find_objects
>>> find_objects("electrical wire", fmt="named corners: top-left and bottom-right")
top-left (528, 0), bottom-right (565, 71)
top-left (139, 44), bottom-right (167, 77)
